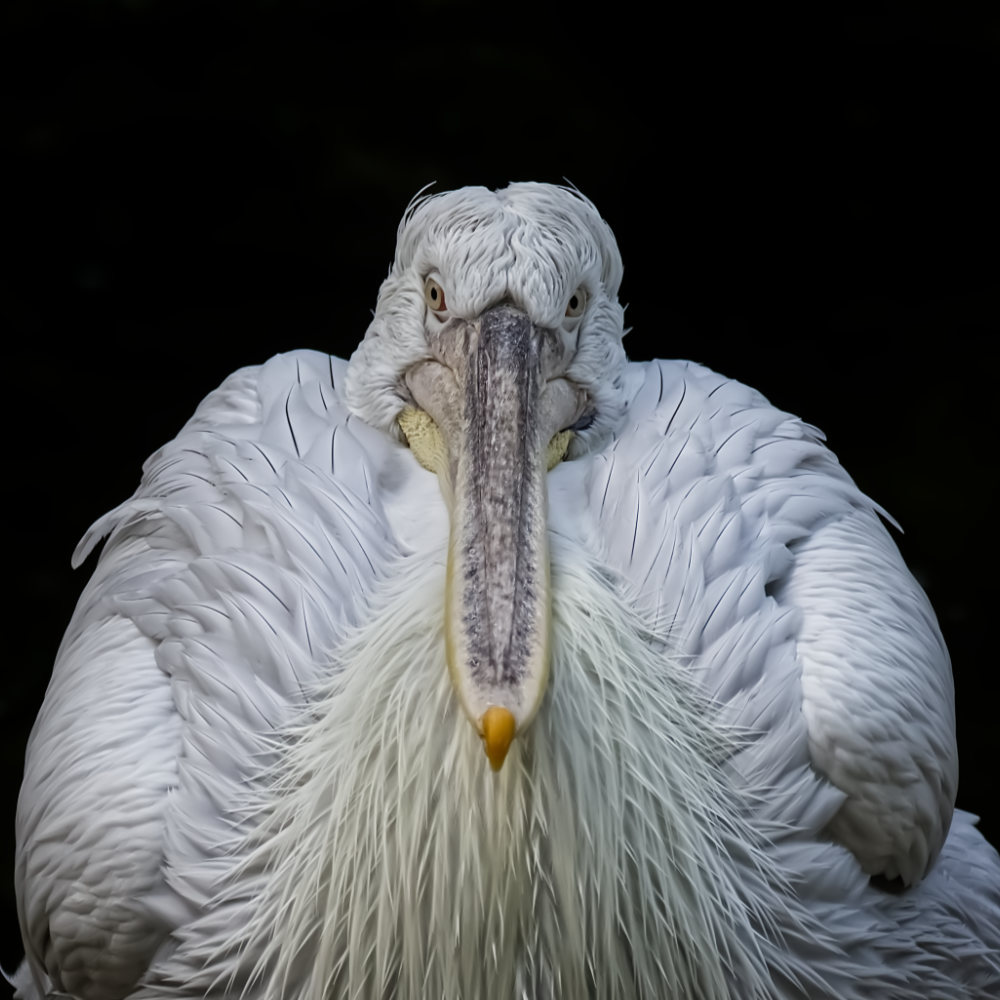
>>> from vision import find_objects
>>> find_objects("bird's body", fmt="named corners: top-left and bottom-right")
top-left (12, 185), bottom-right (1000, 999)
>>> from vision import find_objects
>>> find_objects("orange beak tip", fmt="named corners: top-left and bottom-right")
top-left (480, 706), bottom-right (516, 771)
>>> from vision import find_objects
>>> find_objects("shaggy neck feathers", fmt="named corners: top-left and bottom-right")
top-left (200, 543), bottom-right (784, 1000)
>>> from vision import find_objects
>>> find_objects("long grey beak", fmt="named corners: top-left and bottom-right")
top-left (402, 305), bottom-right (584, 768)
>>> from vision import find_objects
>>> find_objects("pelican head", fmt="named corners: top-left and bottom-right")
top-left (346, 183), bottom-right (628, 768)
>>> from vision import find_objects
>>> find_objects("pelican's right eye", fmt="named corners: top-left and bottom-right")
top-left (424, 277), bottom-right (448, 313)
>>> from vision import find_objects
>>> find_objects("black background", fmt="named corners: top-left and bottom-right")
top-left (2, 0), bottom-right (997, 983)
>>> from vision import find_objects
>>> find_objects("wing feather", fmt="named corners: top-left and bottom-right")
top-left (567, 359), bottom-right (957, 884)
top-left (15, 350), bottom-right (410, 998)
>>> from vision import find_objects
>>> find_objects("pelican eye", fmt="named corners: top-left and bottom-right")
top-left (424, 277), bottom-right (448, 313)
top-left (565, 287), bottom-right (587, 318)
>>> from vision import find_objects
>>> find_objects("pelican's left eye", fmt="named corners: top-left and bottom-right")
top-left (565, 287), bottom-right (587, 318)
top-left (424, 277), bottom-right (448, 312)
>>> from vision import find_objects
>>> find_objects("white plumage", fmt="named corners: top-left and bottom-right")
top-left (12, 183), bottom-right (1000, 999)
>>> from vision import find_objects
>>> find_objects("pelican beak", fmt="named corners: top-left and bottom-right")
top-left (401, 305), bottom-right (585, 769)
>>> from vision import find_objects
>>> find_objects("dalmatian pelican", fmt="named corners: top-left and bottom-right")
top-left (11, 183), bottom-right (1000, 999)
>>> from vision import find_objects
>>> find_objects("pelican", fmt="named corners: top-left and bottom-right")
top-left (11, 182), bottom-right (1000, 999)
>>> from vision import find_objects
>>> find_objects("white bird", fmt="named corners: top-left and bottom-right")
top-left (11, 183), bottom-right (1000, 999)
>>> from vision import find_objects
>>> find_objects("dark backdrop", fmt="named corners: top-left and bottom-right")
top-left (2, 0), bottom-right (996, 981)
